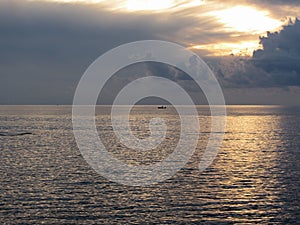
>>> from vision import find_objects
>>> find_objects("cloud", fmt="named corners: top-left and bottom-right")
top-left (252, 19), bottom-right (300, 86)
top-left (208, 0), bottom-right (300, 21)
top-left (195, 19), bottom-right (300, 90)
top-left (247, 0), bottom-right (300, 19)
top-left (0, 0), bottom-right (238, 104)
top-left (248, 0), bottom-right (300, 6)
top-left (204, 56), bottom-right (271, 88)
top-left (0, 0), bottom-right (299, 104)
top-left (209, 0), bottom-right (300, 7)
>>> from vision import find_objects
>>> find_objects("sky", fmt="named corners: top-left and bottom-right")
top-left (1, 0), bottom-right (300, 104)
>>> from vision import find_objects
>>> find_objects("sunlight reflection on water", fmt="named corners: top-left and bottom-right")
top-left (0, 105), bottom-right (299, 224)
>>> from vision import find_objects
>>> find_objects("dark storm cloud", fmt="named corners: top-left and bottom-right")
top-left (0, 0), bottom-right (232, 104)
top-left (252, 19), bottom-right (300, 86)
top-left (195, 19), bottom-right (300, 89)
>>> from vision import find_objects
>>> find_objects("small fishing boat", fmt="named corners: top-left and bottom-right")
top-left (157, 106), bottom-right (167, 109)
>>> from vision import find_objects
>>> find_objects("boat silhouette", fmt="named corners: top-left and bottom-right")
top-left (157, 106), bottom-right (167, 109)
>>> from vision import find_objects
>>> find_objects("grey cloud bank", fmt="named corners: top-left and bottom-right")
top-left (253, 19), bottom-right (300, 86)
top-left (0, 0), bottom-right (300, 104)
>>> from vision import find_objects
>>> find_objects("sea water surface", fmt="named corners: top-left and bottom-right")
top-left (0, 105), bottom-right (299, 224)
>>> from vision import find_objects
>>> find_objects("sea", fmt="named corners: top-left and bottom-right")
top-left (0, 105), bottom-right (299, 224)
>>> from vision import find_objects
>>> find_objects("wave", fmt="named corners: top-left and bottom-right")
top-left (0, 132), bottom-right (33, 136)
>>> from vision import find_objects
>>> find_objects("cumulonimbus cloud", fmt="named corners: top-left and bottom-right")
top-left (252, 19), bottom-right (300, 86)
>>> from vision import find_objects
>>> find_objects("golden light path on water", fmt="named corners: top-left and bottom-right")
top-left (219, 106), bottom-right (282, 207)
top-left (2, 105), bottom-right (299, 223)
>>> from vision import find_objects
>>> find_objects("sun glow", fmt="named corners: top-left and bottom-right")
top-left (210, 6), bottom-right (282, 33)
top-left (192, 41), bottom-right (261, 56)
